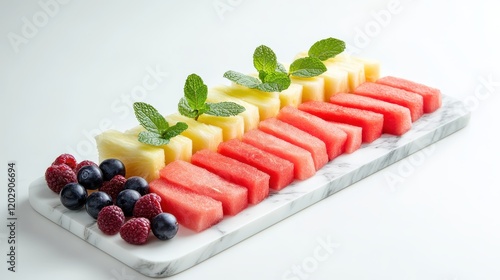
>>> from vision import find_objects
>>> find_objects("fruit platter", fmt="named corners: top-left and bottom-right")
top-left (29, 38), bottom-right (471, 277)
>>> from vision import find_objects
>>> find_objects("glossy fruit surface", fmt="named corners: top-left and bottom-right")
top-left (115, 189), bottom-right (141, 217)
top-left (60, 182), bottom-right (87, 210)
top-left (85, 191), bottom-right (113, 219)
top-left (151, 213), bottom-right (178, 240)
top-left (124, 176), bottom-right (149, 196)
top-left (77, 165), bottom-right (103, 190)
top-left (99, 158), bottom-right (126, 181)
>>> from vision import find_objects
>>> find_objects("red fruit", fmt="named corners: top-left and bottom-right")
top-left (52, 154), bottom-right (78, 170)
top-left (97, 205), bottom-right (125, 235)
top-left (75, 160), bottom-right (98, 174)
top-left (100, 175), bottom-right (126, 201)
top-left (120, 217), bottom-right (151, 245)
top-left (133, 193), bottom-right (163, 220)
top-left (45, 164), bottom-right (77, 193)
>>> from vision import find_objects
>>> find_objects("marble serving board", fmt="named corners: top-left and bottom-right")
top-left (29, 94), bottom-right (471, 278)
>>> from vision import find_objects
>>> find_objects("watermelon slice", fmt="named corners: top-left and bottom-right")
top-left (191, 149), bottom-right (270, 204)
top-left (354, 82), bottom-right (424, 122)
top-left (376, 76), bottom-right (442, 113)
top-left (330, 122), bottom-right (362, 154)
top-left (277, 106), bottom-right (347, 161)
top-left (242, 129), bottom-right (316, 180)
top-left (218, 139), bottom-right (294, 191)
top-left (258, 118), bottom-right (328, 170)
top-left (330, 93), bottom-right (412, 136)
top-left (298, 101), bottom-right (383, 143)
top-left (149, 178), bottom-right (223, 232)
top-left (159, 160), bottom-right (248, 216)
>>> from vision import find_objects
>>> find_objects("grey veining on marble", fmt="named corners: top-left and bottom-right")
top-left (29, 94), bottom-right (471, 278)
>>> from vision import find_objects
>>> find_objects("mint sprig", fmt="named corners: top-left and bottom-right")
top-left (178, 73), bottom-right (245, 120)
top-left (133, 102), bottom-right (188, 146)
top-left (223, 37), bottom-right (345, 92)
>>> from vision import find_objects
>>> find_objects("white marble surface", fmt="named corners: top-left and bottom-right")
top-left (2, 1), bottom-right (500, 279)
top-left (29, 95), bottom-right (470, 277)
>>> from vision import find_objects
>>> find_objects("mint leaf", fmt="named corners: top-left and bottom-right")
top-left (260, 72), bottom-right (291, 92)
top-left (180, 73), bottom-right (246, 120)
top-left (224, 44), bottom-right (293, 92)
top-left (253, 45), bottom-right (277, 73)
top-left (161, 122), bottom-right (188, 139)
top-left (223, 70), bottom-right (261, 89)
top-left (206, 102), bottom-right (245, 117)
top-left (133, 102), bottom-right (169, 135)
top-left (308, 37), bottom-right (345, 61)
top-left (178, 97), bottom-right (200, 119)
top-left (289, 57), bottom-right (327, 78)
top-left (184, 73), bottom-right (208, 110)
top-left (138, 131), bottom-right (171, 146)
top-left (276, 63), bottom-right (288, 74)
top-left (133, 102), bottom-right (188, 147)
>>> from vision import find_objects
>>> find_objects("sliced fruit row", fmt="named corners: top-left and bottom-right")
top-left (95, 53), bottom-right (442, 232)
top-left (95, 53), bottom-right (382, 182)
top-left (146, 80), bottom-right (441, 232)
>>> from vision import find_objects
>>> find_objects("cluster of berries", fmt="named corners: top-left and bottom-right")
top-left (44, 153), bottom-right (178, 245)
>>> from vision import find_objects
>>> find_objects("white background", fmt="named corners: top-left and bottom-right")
top-left (1, 0), bottom-right (499, 279)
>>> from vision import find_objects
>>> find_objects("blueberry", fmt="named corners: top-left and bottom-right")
top-left (151, 213), bottom-right (179, 240)
top-left (115, 189), bottom-right (141, 217)
top-left (99, 159), bottom-right (126, 181)
top-left (124, 176), bottom-right (149, 196)
top-left (77, 165), bottom-right (103, 190)
top-left (60, 183), bottom-right (87, 210)
top-left (85, 191), bottom-right (112, 219)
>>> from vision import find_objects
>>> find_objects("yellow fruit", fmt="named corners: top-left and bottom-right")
top-left (207, 89), bottom-right (260, 132)
top-left (330, 53), bottom-right (381, 82)
top-left (243, 72), bottom-right (303, 109)
top-left (197, 114), bottom-right (244, 141)
top-left (279, 83), bottom-right (303, 108)
top-left (322, 68), bottom-right (349, 100)
top-left (290, 76), bottom-right (325, 102)
top-left (125, 125), bottom-right (193, 163)
top-left (323, 60), bottom-right (365, 92)
top-left (213, 84), bottom-right (280, 121)
top-left (95, 129), bottom-right (165, 182)
top-left (164, 113), bottom-right (223, 153)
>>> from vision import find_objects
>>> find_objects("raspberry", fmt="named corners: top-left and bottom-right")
top-left (45, 164), bottom-right (77, 193)
top-left (75, 160), bottom-right (98, 174)
top-left (97, 205), bottom-right (125, 235)
top-left (119, 217), bottom-right (150, 245)
top-left (52, 154), bottom-right (78, 170)
top-left (100, 175), bottom-right (126, 201)
top-left (133, 193), bottom-right (163, 220)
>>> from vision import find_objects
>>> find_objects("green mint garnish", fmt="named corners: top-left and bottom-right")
top-left (289, 56), bottom-right (327, 78)
top-left (133, 102), bottom-right (188, 146)
top-left (308, 37), bottom-right (346, 61)
top-left (224, 37), bottom-right (345, 92)
top-left (223, 45), bottom-right (292, 92)
top-left (178, 73), bottom-right (245, 120)
top-left (253, 45), bottom-right (278, 74)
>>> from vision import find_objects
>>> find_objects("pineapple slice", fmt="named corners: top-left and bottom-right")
top-left (322, 68), bottom-right (349, 100)
top-left (295, 51), bottom-right (379, 90)
top-left (244, 72), bottom-right (303, 109)
top-left (164, 113), bottom-right (223, 153)
top-left (125, 125), bottom-right (193, 163)
top-left (213, 84), bottom-right (280, 121)
top-left (290, 76), bottom-right (325, 102)
top-left (95, 129), bottom-right (165, 182)
top-left (197, 114), bottom-right (244, 141)
top-left (279, 83), bottom-right (303, 108)
top-left (323, 60), bottom-right (365, 92)
top-left (207, 89), bottom-right (260, 132)
top-left (330, 53), bottom-right (381, 82)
